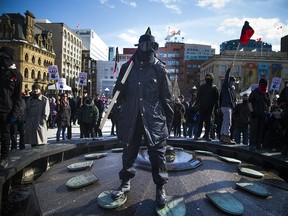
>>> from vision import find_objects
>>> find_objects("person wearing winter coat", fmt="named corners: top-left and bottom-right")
top-left (0, 46), bottom-right (23, 169)
top-left (77, 97), bottom-right (99, 138)
top-left (24, 82), bottom-right (50, 146)
top-left (219, 63), bottom-right (237, 144)
top-left (111, 28), bottom-right (174, 209)
top-left (56, 93), bottom-right (71, 141)
top-left (194, 72), bottom-right (219, 141)
top-left (248, 78), bottom-right (271, 151)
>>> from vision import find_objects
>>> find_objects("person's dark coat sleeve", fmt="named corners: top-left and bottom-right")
top-left (11, 70), bottom-right (23, 118)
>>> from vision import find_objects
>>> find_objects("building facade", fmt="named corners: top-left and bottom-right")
top-left (36, 21), bottom-right (82, 93)
top-left (0, 11), bottom-right (56, 93)
top-left (75, 29), bottom-right (108, 61)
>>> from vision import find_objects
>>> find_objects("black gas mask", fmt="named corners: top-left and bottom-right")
top-left (135, 27), bottom-right (159, 62)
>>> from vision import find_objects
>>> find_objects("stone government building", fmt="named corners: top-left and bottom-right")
top-left (0, 10), bottom-right (56, 94)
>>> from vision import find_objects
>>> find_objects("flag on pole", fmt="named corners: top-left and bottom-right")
top-left (256, 38), bottom-right (262, 42)
top-left (239, 21), bottom-right (254, 45)
top-left (113, 47), bottom-right (119, 76)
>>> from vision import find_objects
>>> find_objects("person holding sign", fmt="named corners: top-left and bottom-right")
top-left (111, 28), bottom-right (174, 208)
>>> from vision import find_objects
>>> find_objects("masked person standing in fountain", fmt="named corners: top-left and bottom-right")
top-left (25, 82), bottom-right (50, 147)
top-left (111, 28), bottom-right (174, 208)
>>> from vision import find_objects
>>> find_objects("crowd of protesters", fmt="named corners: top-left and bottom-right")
top-left (171, 76), bottom-right (288, 156)
top-left (1, 44), bottom-right (288, 170)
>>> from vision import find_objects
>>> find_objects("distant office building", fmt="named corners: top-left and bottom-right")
top-left (96, 61), bottom-right (117, 97)
top-left (220, 39), bottom-right (272, 53)
top-left (281, 35), bottom-right (288, 52)
top-left (185, 44), bottom-right (215, 60)
top-left (108, 47), bottom-right (115, 61)
top-left (75, 29), bottom-right (108, 61)
top-left (36, 21), bottom-right (82, 91)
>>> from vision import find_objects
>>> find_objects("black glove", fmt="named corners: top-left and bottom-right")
top-left (251, 111), bottom-right (257, 118)
top-left (114, 83), bottom-right (125, 92)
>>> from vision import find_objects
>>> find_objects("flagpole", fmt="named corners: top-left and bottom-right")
top-left (99, 60), bottom-right (134, 130)
top-left (232, 42), bottom-right (241, 65)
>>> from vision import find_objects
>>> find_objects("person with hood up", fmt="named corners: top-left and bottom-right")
top-left (248, 78), bottom-right (271, 151)
top-left (77, 97), bottom-right (99, 138)
top-left (0, 46), bottom-right (22, 169)
top-left (194, 72), bottom-right (219, 141)
top-left (111, 27), bottom-right (174, 208)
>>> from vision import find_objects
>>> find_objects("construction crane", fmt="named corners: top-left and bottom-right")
top-left (165, 27), bottom-right (181, 41)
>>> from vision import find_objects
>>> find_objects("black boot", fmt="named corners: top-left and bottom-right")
top-left (111, 180), bottom-right (131, 200)
top-left (156, 185), bottom-right (167, 208)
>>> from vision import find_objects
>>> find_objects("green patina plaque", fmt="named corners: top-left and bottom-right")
top-left (156, 196), bottom-right (186, 216)
top-left (97, 190), bottom-right (127, 209)
top-left (238, 167), bottom-right (264, 178)
top-left (66, 172), bottom-right (98, 189)
top-left (67, 161), bottom-right (93, 171)
top-left (236, 178), bottom-right (270, 197)
top-left (84, 152), bottom-right (107, 160)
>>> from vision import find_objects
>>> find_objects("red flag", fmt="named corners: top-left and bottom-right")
top-left (239, 21), bottom-right (254, 45)
top-left (256, 38), bottom-right (262, 42)
top-left (113, 47), bottom-right (119, 76)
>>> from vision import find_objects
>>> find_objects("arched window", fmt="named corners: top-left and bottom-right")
top-left (24, 68), bottom-right (29, 78)
top-left (37, 71), bottom-right (41, 80)
top-left (31, 70), bottom-right (35, 79)
top-left (25, 53), bottom-right (29, 62)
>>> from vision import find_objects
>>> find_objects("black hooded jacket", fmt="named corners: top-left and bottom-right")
top-left (0, 66), bottom-right (23, 118)
top-left (114, 55), bottom-right (174, 146)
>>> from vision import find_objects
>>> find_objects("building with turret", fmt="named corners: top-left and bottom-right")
top-left (0, 10), bottom-right (56, 93)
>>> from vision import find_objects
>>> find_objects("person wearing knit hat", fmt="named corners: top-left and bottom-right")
top-left (0, 46), bottom-right (22, 169)
top-left (248, 78), bottom-right (271, 151)
top-left (24, 82), bottom-right (50, 146)
top-left (112, 27), bottom-right (174, 208)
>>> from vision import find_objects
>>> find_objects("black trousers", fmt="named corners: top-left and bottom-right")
top-left (10, 117), bottom-right (25, 150)
top-left (0, 112), bottom-right (11, 160)
top-left (249, 116), bottom-right (265, 148)
top-left (119, 115), bottom-right (168, 186)
top-left (196, 109), bottom-right (213, 138)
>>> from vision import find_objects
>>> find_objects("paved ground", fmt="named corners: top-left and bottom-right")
top-left (26, 146), bottom-right (288, 216)
top-left (3, 119), bottom-right (288, 216)
top-left (46, 119), bottom-right (115, 144)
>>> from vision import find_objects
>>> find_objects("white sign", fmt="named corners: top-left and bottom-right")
top-left (57, 78), bottom-right (66, 90)
top-left (270, 77), bottom-right (282, 91)
top-left (251, 84), bottom-right (258, 91)
top-left (48, 65), bottom-right (59, 80)
top-left (78, 72), bottom-right (87, 86)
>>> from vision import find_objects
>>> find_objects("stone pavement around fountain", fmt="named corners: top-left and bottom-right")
top-left (2, 118), bottom-right (288, 215)
top-left (26, 148), bottom-right (288, 216)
